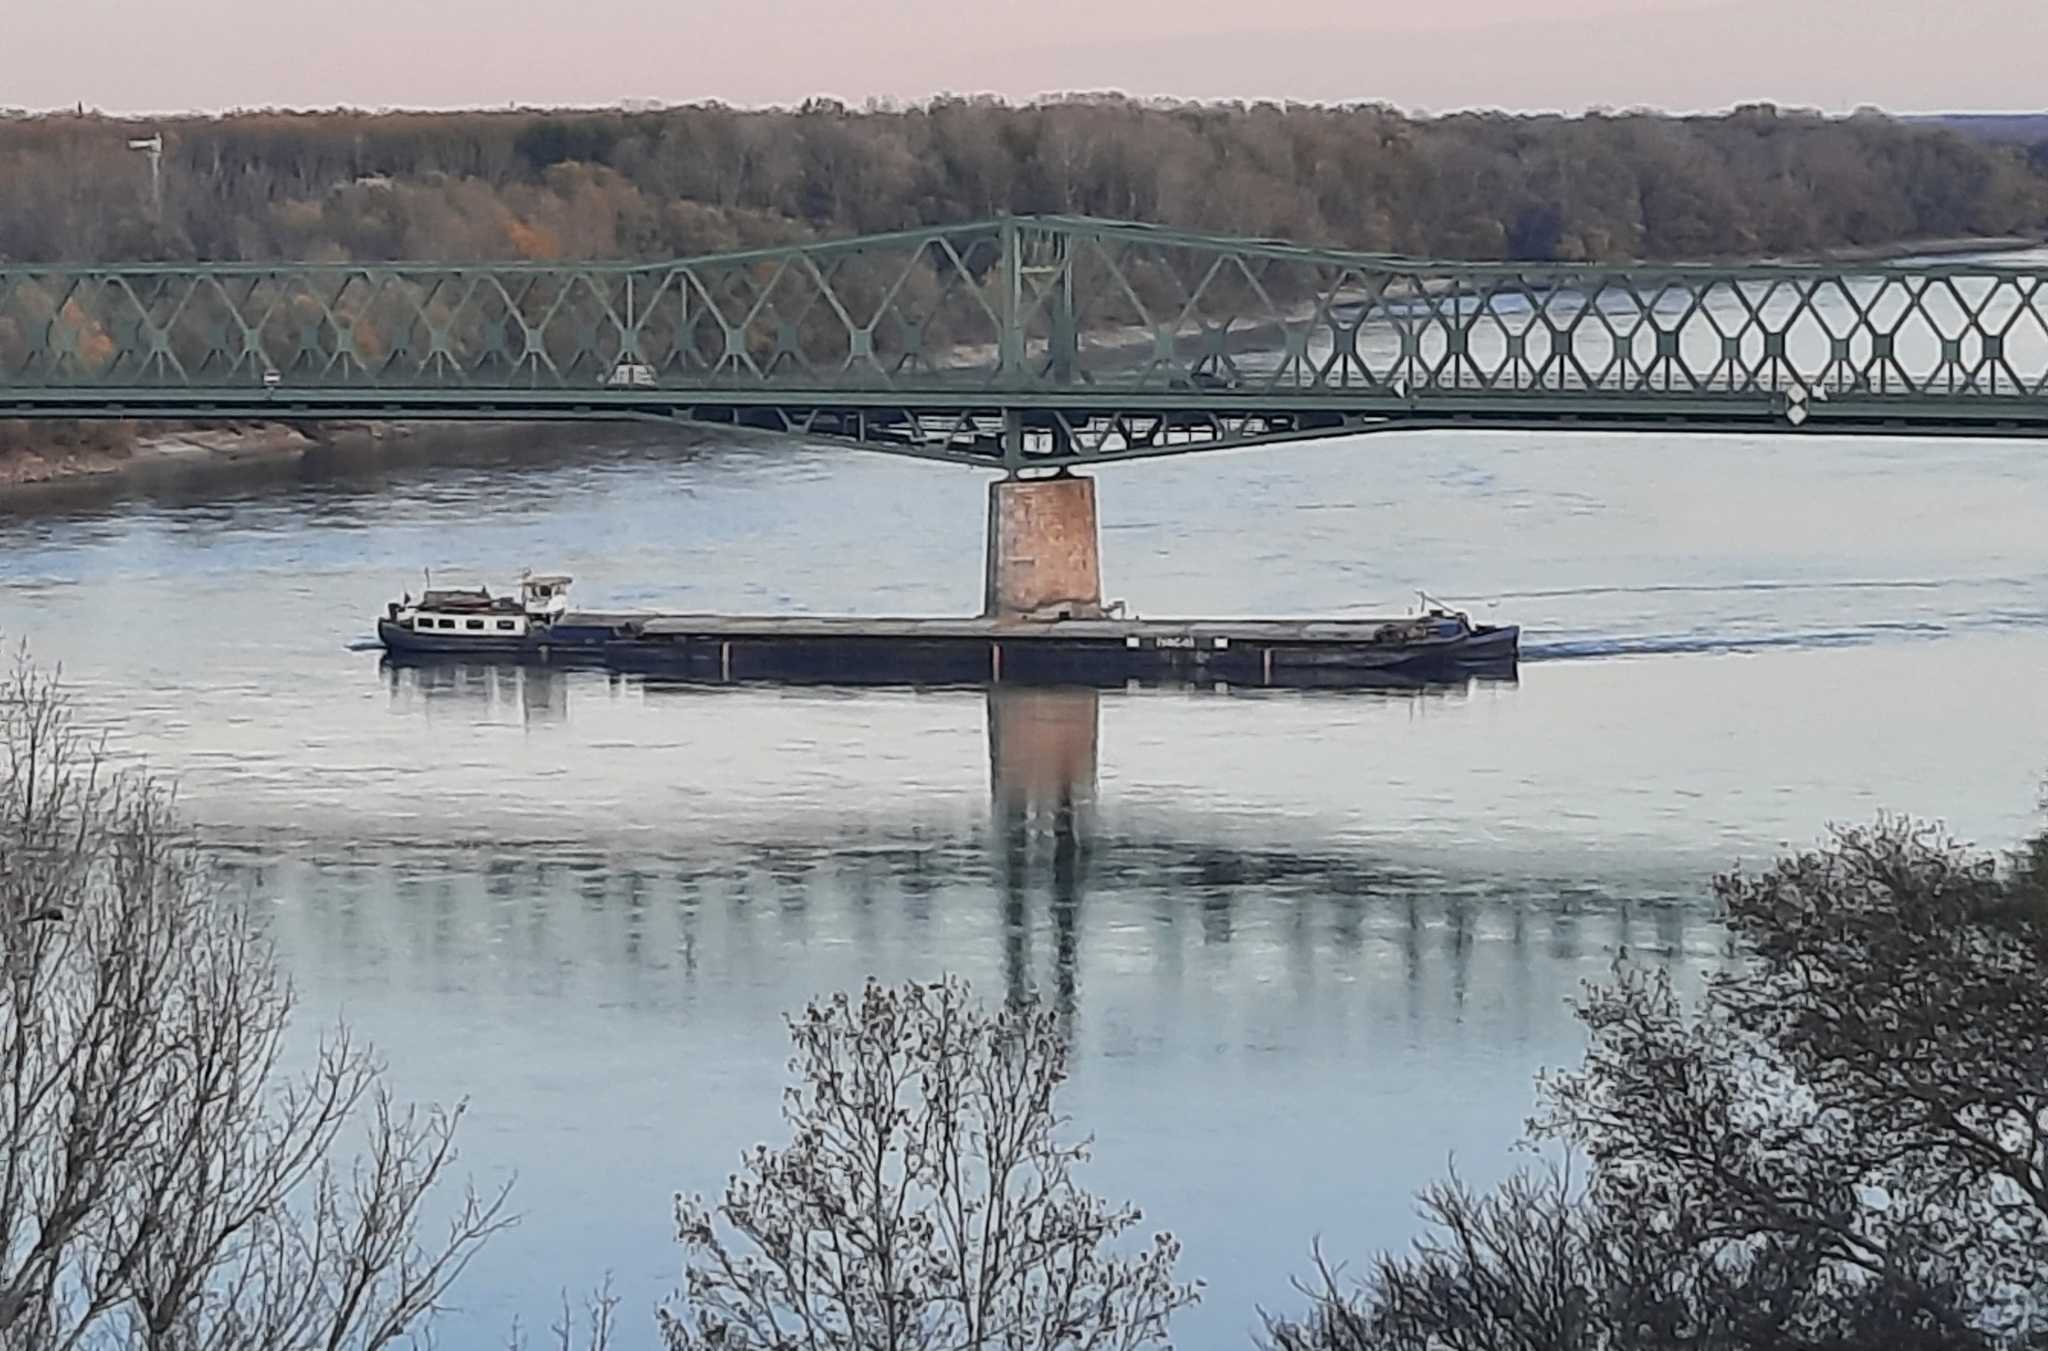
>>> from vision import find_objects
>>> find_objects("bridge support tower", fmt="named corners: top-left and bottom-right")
top-left (982, 473), bottom-right (1104, 621)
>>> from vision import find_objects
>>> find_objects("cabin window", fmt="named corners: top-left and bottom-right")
top-left (496, 620), bottom-right (517, 631)
top-left (438, 618), bottom-right (456, 629)
top-left (465, 619), bottom-right (485, 631)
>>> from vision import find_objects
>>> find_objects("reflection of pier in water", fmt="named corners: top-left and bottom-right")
top-left (990, 688), bottom-right (1098, 1015)
top-left (260, 668), bottom-right (1713, 1037)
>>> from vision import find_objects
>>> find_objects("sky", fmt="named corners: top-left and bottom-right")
top-left (5, 0), bottom-right (2043, 116)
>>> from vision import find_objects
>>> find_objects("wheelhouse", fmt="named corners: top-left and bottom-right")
top-left (383, 573), bottom-right (573, 639)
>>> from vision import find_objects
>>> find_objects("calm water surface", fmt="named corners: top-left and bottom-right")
top-left (5, 425), bottom-right (2048, 1346)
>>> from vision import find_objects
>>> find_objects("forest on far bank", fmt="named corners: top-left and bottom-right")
top-left (2, 97), bottom-right (2047, 267)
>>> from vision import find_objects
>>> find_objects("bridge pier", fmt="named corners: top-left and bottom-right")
top-left (982, 473), bottom-right (1104, 621)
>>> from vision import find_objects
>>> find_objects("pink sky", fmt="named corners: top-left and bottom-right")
top-left (6, 0), bottom-right (2042, 115)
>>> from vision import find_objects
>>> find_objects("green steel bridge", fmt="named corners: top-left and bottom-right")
top-left (3, 215), bottom-right (2046, 471)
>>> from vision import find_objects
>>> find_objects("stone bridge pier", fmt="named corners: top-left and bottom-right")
top-left (982, 473), bottom-right (1104, 621)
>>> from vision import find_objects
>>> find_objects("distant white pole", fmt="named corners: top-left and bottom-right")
top-left (126, 132), bottom-right (163, 221)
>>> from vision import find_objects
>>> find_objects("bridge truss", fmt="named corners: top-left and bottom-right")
top-left (2, 216), bottom-right (2046, 469)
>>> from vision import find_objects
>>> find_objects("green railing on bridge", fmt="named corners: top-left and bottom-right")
top-left (2, 216), bottom-right (2045, 468)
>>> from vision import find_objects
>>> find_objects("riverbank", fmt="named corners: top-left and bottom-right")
top-left (0, 424), bottom-right (312, 492)
top-left (0, 420), bottom-right (679, 512)
top-left (1796, 233), bottom-right (2045, 264)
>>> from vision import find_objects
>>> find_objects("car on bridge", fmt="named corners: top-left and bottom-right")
top-left (604, 361), bottom-right (657, 387)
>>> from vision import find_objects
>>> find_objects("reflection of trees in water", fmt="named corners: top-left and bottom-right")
top-left (273, 671), bottom-right (1718, 1037)
top-left (225, 832), bottom-right (1707, 1042)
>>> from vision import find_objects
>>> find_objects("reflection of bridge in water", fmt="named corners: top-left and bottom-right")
top-left (6, 218), bottom-right (2047, 470)
top-left (250, 668), bottom-right (1711, 1029)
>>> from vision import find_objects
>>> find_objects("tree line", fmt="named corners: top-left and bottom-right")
top-left (7, 649), bottom-right (2047, 1348)
top-left (1, 98), bottom-right (2045, 266)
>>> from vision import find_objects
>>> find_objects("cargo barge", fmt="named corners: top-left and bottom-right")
top-left (376, 574), bottom-right (1519, 689)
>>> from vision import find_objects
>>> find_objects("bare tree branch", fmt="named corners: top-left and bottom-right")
top-left (661, 977), bottom-right (1199, 1351)
top-left (0, 647), bottom-right (510, 1351)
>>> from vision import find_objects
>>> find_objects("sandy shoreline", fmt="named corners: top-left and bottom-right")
top-left (0, 420), bottom-right (564, 507)
top-left (0, 425), bottom-right (315, 489)
top-left (1792, 234), bottom-right (2045, 264)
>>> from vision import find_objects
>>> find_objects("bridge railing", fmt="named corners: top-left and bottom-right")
top-left (2, 216), bottom-right (2045, 406)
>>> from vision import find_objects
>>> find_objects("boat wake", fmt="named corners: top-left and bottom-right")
top-left (1476, 576), bottom-right (2017, 603)
top-left (1520, 617), bottom-right (2014, 662)
top-left (1526, 628), bottom-right (1920, 662)
top-left (1409, 574), bottom-right (2048, 664)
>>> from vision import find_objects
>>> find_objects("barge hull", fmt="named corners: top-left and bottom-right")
top-left (377, 613), bottom-right (1518, 688)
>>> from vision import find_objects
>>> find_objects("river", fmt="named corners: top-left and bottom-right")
top-left (5, 416), bottom-right (2048, 1346)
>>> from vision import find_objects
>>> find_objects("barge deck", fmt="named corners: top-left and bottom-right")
top-left (378, 609), bottom-right (1520, 689)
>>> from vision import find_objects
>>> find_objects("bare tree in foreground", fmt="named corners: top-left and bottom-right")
top-left (662, 978), bottom-right (1199, 1351)
top-left (0, 652), bottom-right (511, 1350)
top-left (1265, 815), bottom-right (2048, 1351)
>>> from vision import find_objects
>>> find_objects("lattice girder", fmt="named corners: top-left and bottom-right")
top-left (2, 216), bottom-right (2045, 468)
